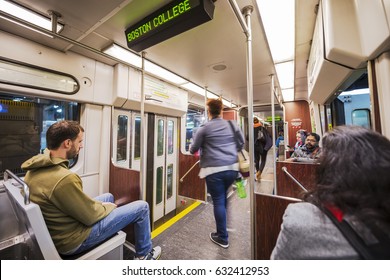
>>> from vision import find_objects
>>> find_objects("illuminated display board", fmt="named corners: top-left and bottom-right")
top-left (125, 0), bottom-right (215, 52)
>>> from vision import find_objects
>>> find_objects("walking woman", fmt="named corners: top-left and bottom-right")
top-left (190, 98), bottom-right (244, 248)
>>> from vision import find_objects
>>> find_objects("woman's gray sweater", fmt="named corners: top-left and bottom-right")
top-left (271, 202), bottom-right (360, 259)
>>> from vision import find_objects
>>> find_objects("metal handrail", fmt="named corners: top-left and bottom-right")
top-left (179, 160), bottom-right (200, 183)
top-left (281, 166), bottom-right (308, 193)
top-left (4, 169), bottom-right (30, 205)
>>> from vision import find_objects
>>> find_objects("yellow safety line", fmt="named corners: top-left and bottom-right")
top-left (151, 201), bottom-right (201, 239)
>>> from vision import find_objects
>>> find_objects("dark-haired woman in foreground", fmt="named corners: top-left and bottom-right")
top-left (271, 126), bottom-right (390, 259)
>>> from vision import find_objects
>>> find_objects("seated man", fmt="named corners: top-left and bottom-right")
top-left (21, 120), bottom-right (161, 260)
top-left (287, 132), bottom-right (321, 162)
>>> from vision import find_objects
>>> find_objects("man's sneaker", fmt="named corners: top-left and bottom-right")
top-left (209, 232), bottom-right (229, 248)
top-left (134, 246), bottom-right (162, 260)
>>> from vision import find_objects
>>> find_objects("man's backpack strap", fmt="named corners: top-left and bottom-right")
top-left (320, 206), bottom-right (390, 259)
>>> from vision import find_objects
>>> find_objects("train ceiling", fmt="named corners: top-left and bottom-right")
top-left (0, 0), bottom-right (318, 107)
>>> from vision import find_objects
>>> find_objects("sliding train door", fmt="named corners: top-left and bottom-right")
top-left (152, 115), bottom-right (178, 222)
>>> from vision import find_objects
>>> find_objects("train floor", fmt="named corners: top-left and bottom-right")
top-left (123, 155), bottom-right (276, 260)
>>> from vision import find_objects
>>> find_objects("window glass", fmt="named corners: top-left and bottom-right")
top-left (185, 106), bottom-right (205, 151)
top-left (167, 164), bottom-right (173, 199)
top-left (167, 120), bottom-right (174, 155)
top-left (0, 58), bottom-right (79, 94)
top-left (0, 93), bottom-right (80, 179)
top-left (117, 115), bottom-right (128, 162)
top-left (157, 119), bottom-right (164, 156)
top-left (156, 166), bottom-right (163, 204)
top-left (134, 116), bottom-right (141, 159)
top-left (352, 109), bottom-right (371, 129)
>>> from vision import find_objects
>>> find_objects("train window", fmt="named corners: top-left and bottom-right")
top-left (185, 106), bottom-right (205, 152)
top-left (156, 166), bottom-right (163, 204)
top-left (0, 58), bottom-right (79, 94)
top-left (331, 90), bottom-right (371, 129)
top-left (117, 115), bottom-right (128, 162)
top-left (157, 119), bottom-right (164, 156)
top-left (167, 164), bottom-right (173, 199)
top-left (167, 120), bottom-right (174, 155)
top-left (0, 93), bottom-right (80, 179)
top-left (134, 116), bottom-right (141, 159)
top-left (352, 109), bottom-right (371, 128)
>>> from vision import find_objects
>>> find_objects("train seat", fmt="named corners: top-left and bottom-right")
top-left (3, 170), bottom-right (126, 260)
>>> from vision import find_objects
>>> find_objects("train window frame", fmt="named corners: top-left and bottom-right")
top-left (181, 104), bottom-right (206, 154)
top-left (116, 115), bottom-right (129, 162)
top-left (352, 108), bottom-right (371, 128)
top-left (112, 110), bottom-right (131, 169)
top-left (112, 109), bottom-right (144, 171)
top-left (157, 119), bottom-right (165, 157)
top-left (0, 93), bottom-right (81, 179)
top-left (0, 57), bottom-right (80, 94)
top-left (167, 120), bottom-right (174, 155)
top-left (156, 166), bottom-right (164, 204)
top-left (130, 112), bottom-right (143, 171)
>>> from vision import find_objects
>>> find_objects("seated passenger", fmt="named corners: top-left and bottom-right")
top-left (21, 120), bottom-right (161, 260)
top-left (287, 132), bottom-right (321, 162)
top-left (275, 130), bottom-right (284, 158)
top-left (291, 129), bottom-right (307, 151)
top-left (271, 126), bottom-right (390, 259)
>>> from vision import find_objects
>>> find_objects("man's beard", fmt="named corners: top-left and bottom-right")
top-left (66, 146), bottom-right (78, 159)
top-left (306, 144), bottom-right (317, 152)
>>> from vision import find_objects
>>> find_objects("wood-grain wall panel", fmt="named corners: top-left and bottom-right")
top-left (275, 161), bottom-right (318, 198)
top-left (178, 153), bottom-right (205, 200)
top-left (284, 101), bottom-right (311, 148)
top-left (255, 194), bottom-right (299, 259)
top-left (109, 163), bottom-right (140, 243)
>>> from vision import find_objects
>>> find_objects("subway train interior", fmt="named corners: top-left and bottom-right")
top-left (1, 0), bottom-right (390, 260)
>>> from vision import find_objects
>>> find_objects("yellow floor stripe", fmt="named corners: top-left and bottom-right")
top-left (151, 201), bottom-right (201, 239)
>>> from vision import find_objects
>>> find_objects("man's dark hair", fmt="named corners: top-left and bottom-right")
top-left (46, 120), bottom-right (84, 149)
top-left (307, 132), bottom-right (320, 142)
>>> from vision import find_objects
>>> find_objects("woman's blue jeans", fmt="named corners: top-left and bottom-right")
top-left (206, 170), bottom-right (238, 242)
top-left (67, 193), bottom-right (152, 257)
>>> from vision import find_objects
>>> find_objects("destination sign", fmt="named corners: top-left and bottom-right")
top-left (125, 0), bottom-right (215, 52)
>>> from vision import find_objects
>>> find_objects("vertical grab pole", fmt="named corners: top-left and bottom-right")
top-left (140, 52), bottom-right (146, 200)
top-left (49, 10), bottom-right (61, 34)
top-left (204, 86), bottom-right (208, 122)
top-left (243, 5), bottom-right (255, 260)
top-left (271, 75), bottom-right (277, 195)
top-left (204, 86), bottom-right (208, 201)
top-left (229, 0), bottom-right (254, 260)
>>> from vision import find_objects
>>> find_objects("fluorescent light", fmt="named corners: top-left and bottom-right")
top-left (144, 61), bottom-right (186, 85)
top-left (339, 88), bottom-right (369, 96)
top-left (221, 98), bottom-right (231, 107)
top-left (256, 0), bottom-right (294, 63)
top-left (181, 83), bottom-right (232, 107)
top-left (181, 82), bottom-right (205, 96)
top-left (102, 44), bottom-right (142, 68)
top-left (281, 88), bottom-right (294, 102)
top-left (0, 0), bottom-right (63, 35)
top-left (275, 61), bottom-right (294, 89)
top-left (103, 44), bottom-right (235, 105)
top-left (207, 92), bottom-right (219, 99)
top-left (257, 0), bottom-right (295, 101)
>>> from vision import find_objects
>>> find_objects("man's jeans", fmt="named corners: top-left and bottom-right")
top-left (66, 193), bottom-right (152, 257)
